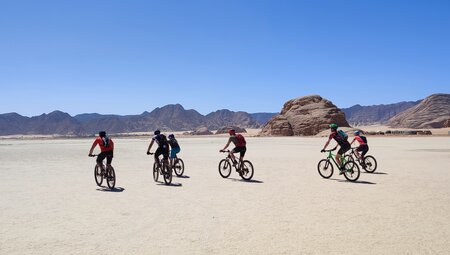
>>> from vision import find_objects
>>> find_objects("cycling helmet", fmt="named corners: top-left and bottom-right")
top-left (154, 129), bottom-right (161, 135)
top-left (168, 134), bottom-right (175, 139)
top-left (329, 123), bottom-right (338, 129)
top-left (354, 131), bottom-right (360, 135)
top-left (99, 131), bottom-right (106, 137)
top-left (228, 129), bottom-right (236, 135)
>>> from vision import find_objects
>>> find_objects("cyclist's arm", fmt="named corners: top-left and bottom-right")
top-left (88, 140), bottom-right (98, 156)
top-left (110, 139), bottom-right (115, 150)
top-left (350, 138), bottom-right (355, 145)
top-left (221, 140), bottom-right (232, 151)
top-left (322, 138), bottom-right (332, 151)
top-left (147, 139), bottom-right (155, 153)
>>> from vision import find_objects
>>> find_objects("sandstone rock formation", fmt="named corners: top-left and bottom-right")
top-left (388, 94), bottom-right (450, 128)
top-left (190, 127), bottom-right (213, 135)
top-left (215, 126), bottom-right (247, 134)
top-left (260, 95), bottom-right (350, 136)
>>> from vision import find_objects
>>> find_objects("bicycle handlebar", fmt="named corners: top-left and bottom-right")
top-left (89, 154), bottom-right (97, 157)
top-left (220, 150), bottom-right (231, 153)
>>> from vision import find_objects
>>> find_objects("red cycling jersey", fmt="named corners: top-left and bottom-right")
top-left (92, 137), bottom-right (114, 152)
top-left (354, 136), bottom-right (367, 145)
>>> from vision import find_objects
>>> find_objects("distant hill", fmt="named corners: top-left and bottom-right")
top-left (0, 104), bottom-right (264, 136)
top-left (388, 94), bottom-right (450, 128)
top-left (342, 101), bottom-right (421, 125)
top-left (250, 113), bottom-right (278, 126)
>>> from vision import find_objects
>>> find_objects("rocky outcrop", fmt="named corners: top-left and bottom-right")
top-left (388, 94), bottom-right (450, 128)
top-left (215, 126), bottom-right (247, 134)
top-left (342, 101), bottom-right (420, 125)
top-left (260, 95), bottom-right (350, 136)
top-left (190, 127), bottom-right (213, 135)
top-left (205, 110), bottom-right (260, 129)
top-left (444, 119), bottom-right (450, 128)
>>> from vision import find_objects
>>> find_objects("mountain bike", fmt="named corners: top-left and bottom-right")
top-left (89, 154), bottom-right (116, 189)
top-left (344, 147), bottom-right (377, 173)
top-left (149, 153), bottom-right (172, 185)
top-left (317, 148), bottom-right (360, 182)
top-left (218, 150), bottom-right (254, 181)
top-left (171, 155), bottom-right (185, 177)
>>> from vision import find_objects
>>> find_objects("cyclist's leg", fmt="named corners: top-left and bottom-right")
top-left (337, 144), bottom-right (350, 169)
top-left (239, 146), bottom-right (247, 167)
top-left (163, 149), bottom-right (170, 171)
top-left (230, 148), bottom-right (238, 165)
top-left (97, 152), bottom-right (107, 171)
top-left (106, 151), bottom-right (113, 169)
top-left (360, 145), bottom-right (369, 161)
top-left (155, 148), bottom-right (163, 167)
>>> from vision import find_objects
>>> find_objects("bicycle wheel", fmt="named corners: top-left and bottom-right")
top-left (163, 163), bottom-right (172, 185)
top-left (363, 155), bottom-right (377, 173)
top-left (343, 161), bottom-right (360, 182)
top-left (218, 159), bottom-right (232, 178)
top-left (152, 162), bottom-right (159, 182)
top-left (173, 158), bottom-right (184, 177)
top-left (239, 160), bottom-right (254, 181)
top-left (106, 166), bottom-right (116, 189)
top-left (317, 159), bottom-right (333, 178)
top-left (94, 165), bottom-right (103, 186)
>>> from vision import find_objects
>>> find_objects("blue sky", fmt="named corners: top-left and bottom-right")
top-left (1, 0), bottom-right (449, 116)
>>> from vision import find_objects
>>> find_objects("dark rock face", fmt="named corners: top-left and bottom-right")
top-left (205, 110), bottom-right (260, 129)
top-left (342, 101), bottom-right (420, 125)
top-left (388, 94), bottom-right (450, 128)
top-left (260, 95), bottom-right (350, 136)
top-left (215, 126), bottom-right (247, 134)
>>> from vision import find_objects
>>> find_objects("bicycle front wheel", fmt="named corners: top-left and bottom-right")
top-left (343, 161), bottom-right (360, 182)
top-left (218, 159), bottom-right (232, 178)
top-left (163, 164), bottom-right (172, 185)
top-left (363, 156), bottom-right (377, 173)
top-left (152, 162), bottom-right (159, 182)
top-left (94, 165), bottom-right (103, 186)
top-left (106, 166), bottom-right (116, 189)
top-left (240, 160), bottom-right (254, 181)
top-left (317, 159), bottom-right (333, 178)
top-left (173, 159), bottom-right (184, 177)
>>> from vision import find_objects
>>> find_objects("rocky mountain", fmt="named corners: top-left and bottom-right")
top-left (342, 101), bottom-right (420, 125)
top-left (250, 113), bottom-right (278, 125)
top-left (0, 104), bottom-right (264, 136)
top-left (260, 95), bottom-right (350, 136)
top-left (388, 94), bottom-right (450, 128)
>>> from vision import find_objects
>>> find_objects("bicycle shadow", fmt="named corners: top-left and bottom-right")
top-left (176, 175), bottom-right (190, 179)
top-left (156, 182), bottom-right (183, 187)
top-left (364, 171), bottom-right (388, 175)
top-left (228, 177), bottom-right (264, 184)
top-left (329, 178), bottom-right (377, 185)
top-left (96, 187), bottom-right (126, 192)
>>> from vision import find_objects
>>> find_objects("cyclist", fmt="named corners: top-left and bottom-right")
top-left (146, 130), bottom-right (169, 168)
top-left (220, 129), bottom-right (247, 167)
top-left (350, 131), bottom-right (369, 163)
top-left (168, 134), bottom-right (181, 168)
top-left (88, 131), bottom-right (114, 173)
top-left (321, 124), bottom-right (350, 173)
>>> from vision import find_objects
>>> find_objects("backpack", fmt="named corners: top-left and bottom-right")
top-left (236, 134), bottom-right (246, 147)
top-left (337, 130), bottom-right (348, 141)
top-left (102, 136), bottom-right (110, 147)
top-left (360, 135), bottom-right (368, 144)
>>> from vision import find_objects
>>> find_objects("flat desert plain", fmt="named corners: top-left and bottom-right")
top-left (1, 136), bottom-right (449, 254)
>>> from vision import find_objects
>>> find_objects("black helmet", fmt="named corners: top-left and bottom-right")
top-left (154, 130), bottom-right (161, 135)
top-left (168, 134), bottom-right (175, 139)
top-left (99, 131), bottom-right (106, 137)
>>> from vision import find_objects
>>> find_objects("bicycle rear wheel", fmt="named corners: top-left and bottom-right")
top-left (173, 158), bottom-right (184, 177)
top-left (152, 162), bottom-right (159, 182)
top-left (218, 159), bottom-right (232, 178)
top-left (343, 161), bottom-right (360, 182)
top-left (317, 159), bottom-right (333, 178)
top-left (94, 165), bottom-right (103, 186)
top-left (240, 160), bottom-right (254, 180)
top-left (106, 166), bottom-right (116, 189)
top-left (163, 163), bottom-right (172, 185)
top-left (363, 155), bottom-right (377, 173)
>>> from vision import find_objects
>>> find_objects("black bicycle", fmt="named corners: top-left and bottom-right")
top-left (218, 150), bottom-right (254, 181)
top-left (344, 147), bottom-right (378, 173)
top-left (149, 153), bottom-right (172, 185)
top-left (171, 155), bottom-right (185, 177)
top-left (89, 154), bottom-right (116, 189)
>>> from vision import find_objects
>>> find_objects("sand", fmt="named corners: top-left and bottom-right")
top-left (1, 136), bottom-right (450, 254)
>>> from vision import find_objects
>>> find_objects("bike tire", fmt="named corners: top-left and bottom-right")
top-left (317, 159), bottom-right (333, 179)
top-left (343, 161), bottom-right (360, 182)
top-left (363, 155), bottom-right (377, 173)
top-left (106, 166), bottom-right (116, 189)
top-left (152, 162), bottom-right (159, 182)
top-left (218, 159), bottom-right (232, 178)
top-left (163, 163), bottom-right (172, 185)
top-left (94, 165), bottom-right (103, 186)
top-left (239, 160), bottom-right (254, 181)
top-left (174, 158), bottom-right (184, 177)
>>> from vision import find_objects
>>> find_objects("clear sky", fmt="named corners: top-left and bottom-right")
top-left (1, 0), bottom-right (449, 116)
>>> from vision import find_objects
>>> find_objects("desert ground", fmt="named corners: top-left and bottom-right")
top-left (1, 136), bottom-right (450, 254)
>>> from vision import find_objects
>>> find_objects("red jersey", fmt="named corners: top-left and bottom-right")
top-left (92, 137), bottom-right (114, 152)
top-left (354, 136), bottom-right (367, 145)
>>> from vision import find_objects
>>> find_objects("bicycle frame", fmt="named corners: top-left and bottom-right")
top-left (325, 150), bottom-right (348, 168)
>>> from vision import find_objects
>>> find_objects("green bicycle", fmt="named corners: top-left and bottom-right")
top-left (317, 148), bottom-right (360, 182)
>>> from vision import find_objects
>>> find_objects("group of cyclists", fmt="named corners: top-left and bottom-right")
top-left (88, 123), bottom-right (368, 181)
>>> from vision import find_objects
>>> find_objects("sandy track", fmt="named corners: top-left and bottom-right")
top-left (1, 137), bottom-right (449, 254)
